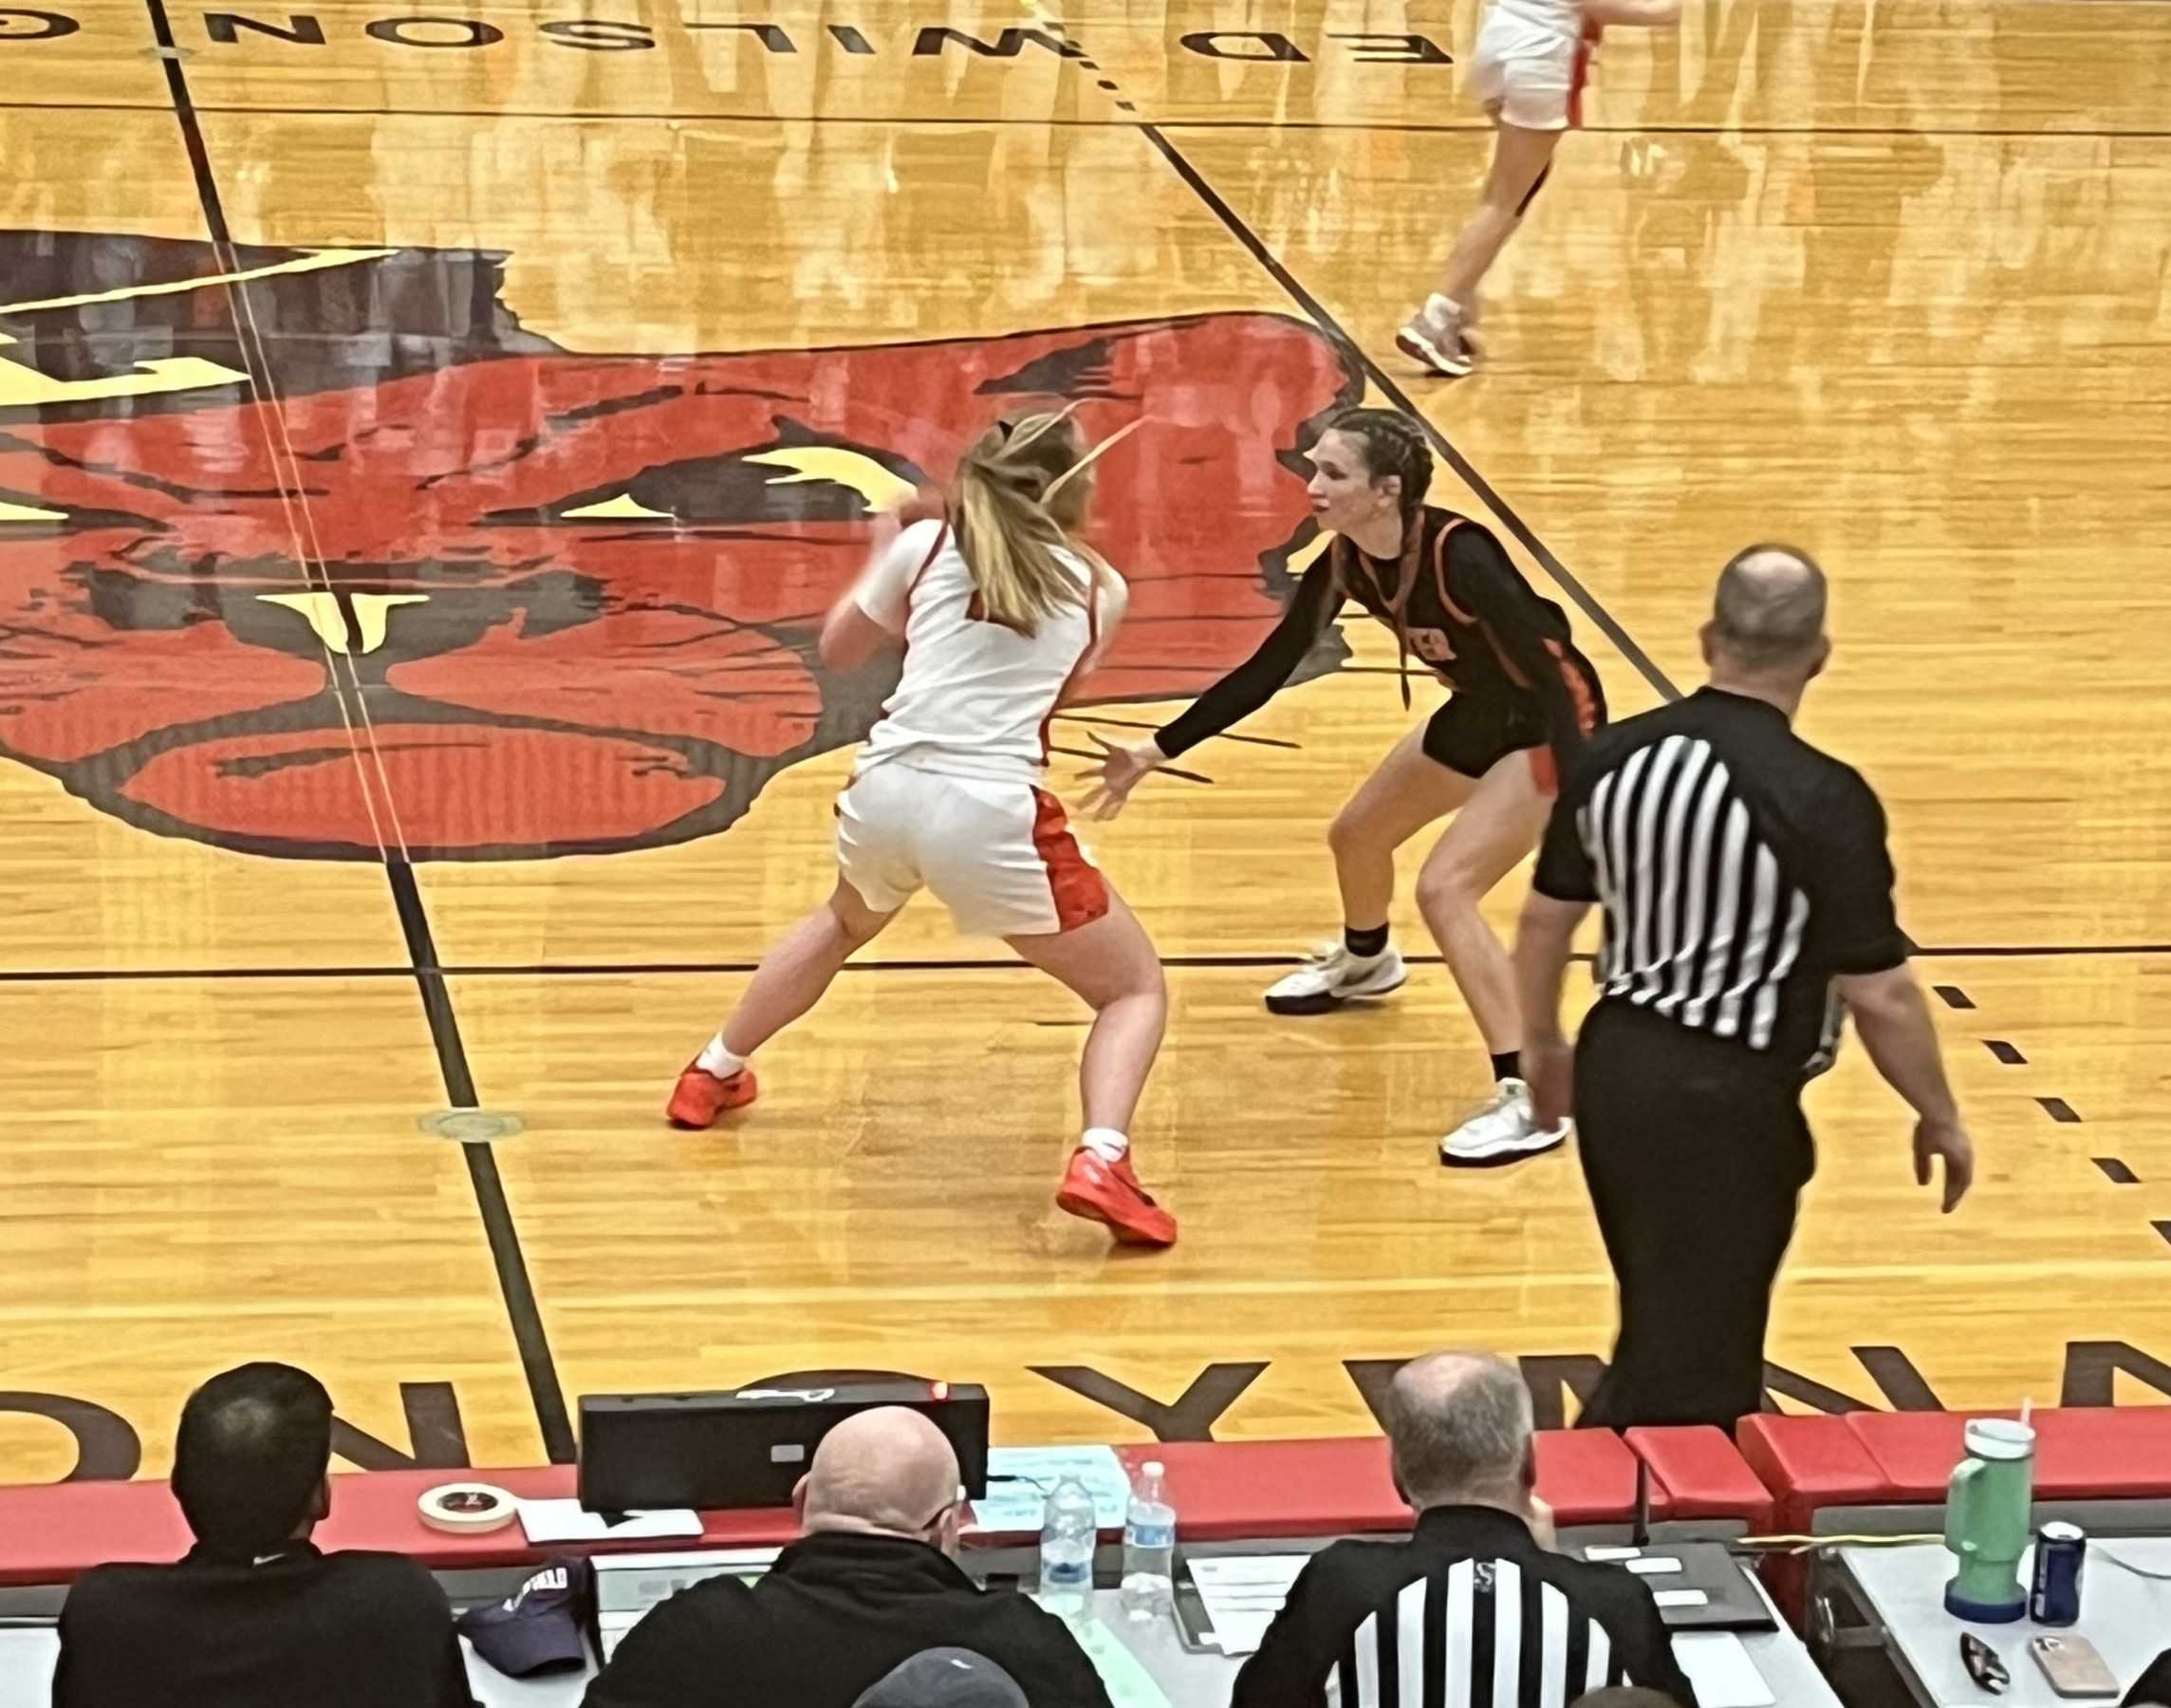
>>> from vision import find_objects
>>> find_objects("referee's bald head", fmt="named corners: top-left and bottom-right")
top-left (1705, 544), bottom-right (1830, 678)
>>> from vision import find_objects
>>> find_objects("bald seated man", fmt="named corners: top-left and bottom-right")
top-left (584, 1406), bottom-right (1110, 1708)
top-left (1234, 1354), bottom-right (1695, 1708)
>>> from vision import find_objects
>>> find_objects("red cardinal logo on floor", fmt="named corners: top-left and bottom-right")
top-left (0, 236), bottom-right (1360, 859)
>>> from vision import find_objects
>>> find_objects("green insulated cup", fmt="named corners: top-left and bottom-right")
top-left (1943, 1418), bottom-right (2035, 1621)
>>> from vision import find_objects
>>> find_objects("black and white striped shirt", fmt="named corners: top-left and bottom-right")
top-left (1534, 688), bottom-right (1907, 1074)
top-left (1232, 1507), bottom-right (1696, 1708)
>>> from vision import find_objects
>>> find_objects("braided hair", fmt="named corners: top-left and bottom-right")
top-left (1327, 407), bottom-right (1435, 520)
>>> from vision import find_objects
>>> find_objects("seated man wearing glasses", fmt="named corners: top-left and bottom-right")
top-left (584, 1406), bottom-right (1110, 1708)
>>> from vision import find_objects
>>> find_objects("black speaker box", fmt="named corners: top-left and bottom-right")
top-left (577, 1382), bottom-right (991, 1513)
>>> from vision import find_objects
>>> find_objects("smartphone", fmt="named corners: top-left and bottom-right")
top-left (2029, 1635), bottom-right (2121, 1699)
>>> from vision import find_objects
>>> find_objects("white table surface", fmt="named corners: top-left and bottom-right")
top-left (1735, 1565), bottom-right (1844, 1708)
top-left (1839, 1538), bottom-right (2171, 1708)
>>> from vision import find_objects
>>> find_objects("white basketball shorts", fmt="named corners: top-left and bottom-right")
top-left (1470, 9), bottom-right (1595, 132)
top-left (835, 762), bottom-right (1108, 939)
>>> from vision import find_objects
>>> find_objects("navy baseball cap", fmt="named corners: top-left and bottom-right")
top-left (456, 1556), bottom-right (591, 1676)
top-left (853, 1648), bottom-right (1030, 1708)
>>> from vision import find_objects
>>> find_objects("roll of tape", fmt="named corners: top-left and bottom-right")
top-left (418, 1482), bottom-right (519, 1534)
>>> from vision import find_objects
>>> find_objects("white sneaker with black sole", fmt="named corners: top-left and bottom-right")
top-left (1263, 944), bottom-right (1407, 1015)
top-left (1439, 1078), bottom-right (1570, 1167)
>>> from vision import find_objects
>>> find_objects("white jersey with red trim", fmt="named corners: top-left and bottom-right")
top-left (852, 517), bottom-right (1126, 784)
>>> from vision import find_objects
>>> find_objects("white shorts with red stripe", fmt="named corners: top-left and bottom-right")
top-left (835, 762), bottom-right (1108, 939)
top-left (1470, 8), bottom-right (1595, 131)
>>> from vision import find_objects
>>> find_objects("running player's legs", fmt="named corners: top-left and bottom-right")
top-left (1439, 121), bottom-right (1564, 318)
top-left (1400, 15), bottom-right (1574, 375)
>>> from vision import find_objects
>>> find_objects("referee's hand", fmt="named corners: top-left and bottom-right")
top-left (1913, 1117), bottom-right (1975, 1212)
top-left (1526, 1039), bottom-right (1574, 1132)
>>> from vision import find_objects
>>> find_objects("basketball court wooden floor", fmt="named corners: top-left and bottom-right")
top-left (3, 0), bottom-right (2168, 1484)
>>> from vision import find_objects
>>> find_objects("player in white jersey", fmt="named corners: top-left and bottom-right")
top-left (1398, 0), bottom-right (1680, 378)
top-left (666, 409), bottom-right (1178, 1247)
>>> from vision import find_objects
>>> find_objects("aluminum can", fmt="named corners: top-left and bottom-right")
top-left (2029, 1521), bottom-right (2086, 1625)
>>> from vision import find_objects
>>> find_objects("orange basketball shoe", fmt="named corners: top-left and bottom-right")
top-left (666, 1062), bottom-right (759, 1128)
top-left (1056, 1148), bottom-right (1178, 1247)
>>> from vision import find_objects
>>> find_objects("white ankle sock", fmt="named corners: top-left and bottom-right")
top-left (696, 1033), bottom-right (747, 1077)
top-left (1081, 1126), bottom-right (1129, 1162)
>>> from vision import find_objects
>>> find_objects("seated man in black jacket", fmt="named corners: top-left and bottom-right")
top-left (52, 1362), bottom-right (476, 1708)
top-left (585, 1405), bottom-right (1111, 1708)
top-left (1234, 1353), bottom-right (1697, 1708)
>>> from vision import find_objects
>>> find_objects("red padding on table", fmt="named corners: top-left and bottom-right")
top-left (0, 1467), bottom-right (802, 1587)
top-left (1115, 1431), bottom-right (1661, 1540)
top-left (1533, 1428), bottom-right (1663, 1529)
top-left (1734, 1415), bottom-right (1890, 1536)
top-left (1846, 1409), bottom-right (2171, 1503)
top-left (1624, 1425), bottom-right (1773, 1528)
top-left (1114, 1439), bottom-right (1408, 1540)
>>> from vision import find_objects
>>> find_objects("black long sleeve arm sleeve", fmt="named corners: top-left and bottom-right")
top-left (1152, 557), bottom-right (1343, 759)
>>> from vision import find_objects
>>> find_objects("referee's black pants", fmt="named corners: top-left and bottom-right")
top-left (1570, 1003), bottom-right (1815, 1432)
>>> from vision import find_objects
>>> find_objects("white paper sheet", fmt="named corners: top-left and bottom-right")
top-left (966, 1445), bottom-right (1134, 1532)
top-left (515, 1498), bottom-right (702, 1543)
top-left (1671, 1632), bottom-right (1776, 1708)
top-left (1187, 1554), bottom-right (1312, 1656)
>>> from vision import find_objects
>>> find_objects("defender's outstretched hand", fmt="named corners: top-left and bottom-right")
top-left (1080, 732), bottom-right (1167, 820)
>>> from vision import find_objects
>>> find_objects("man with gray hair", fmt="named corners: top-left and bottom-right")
top-left (1234, 1353), bottom-right (1693, 1707)
top-left (1514, 545), bottom-right (1973, 1430)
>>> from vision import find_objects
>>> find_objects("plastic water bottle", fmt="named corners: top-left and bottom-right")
top-left (1039, 1475), bottom-right (1098, 1622)
top-left (1120, 1459), bottom-right (1177, 1620)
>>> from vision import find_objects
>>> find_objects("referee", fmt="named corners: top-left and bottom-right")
top-left (1512, 546), bottom-right (1974, 1431)
top-left (1231, 1353), bottom-right (1695, 1708)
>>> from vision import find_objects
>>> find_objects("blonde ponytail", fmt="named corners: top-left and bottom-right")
top-left (951, 407), bottom-right (1119, 635)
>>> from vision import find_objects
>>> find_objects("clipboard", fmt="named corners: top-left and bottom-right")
top-left (1171, 1549), bottom-right (1318, 1656)
top-left (1172, 1555), bottom-right (1219, 1652)
top-left (1582, 1541), bottom-right (1776, 1631)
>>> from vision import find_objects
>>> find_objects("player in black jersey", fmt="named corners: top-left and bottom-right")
top-left (1085, 408), bottom-right (1605, 1165)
